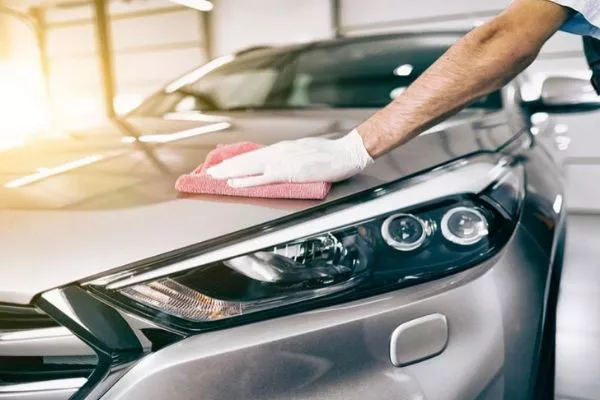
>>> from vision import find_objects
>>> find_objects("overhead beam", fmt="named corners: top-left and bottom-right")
top-left (93, 0), bottom-right (116, 119)
top-left (331, 0), bottom-right (342, 38)
top-left (30, 7), bottom-right (54, 125)
top-left (200, 6), bottom-right (213, 60)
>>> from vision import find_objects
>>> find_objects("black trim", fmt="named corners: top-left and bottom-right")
top-left (0, 355), bottom-right (96, 385)
top-left (584, 36), bottom-right (600, 95)
top-left (0, 303), bottom-right (58, 330)
top-left (532, 216), bottom-right (567, 399)
top-left (35, 287), bottom-right (146, 400)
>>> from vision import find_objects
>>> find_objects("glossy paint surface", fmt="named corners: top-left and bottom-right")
top-left (0, 110), bottom-right (518, 304)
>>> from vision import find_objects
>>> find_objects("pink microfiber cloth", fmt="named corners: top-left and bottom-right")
top-left (175, 142), bottom-right (331, 200)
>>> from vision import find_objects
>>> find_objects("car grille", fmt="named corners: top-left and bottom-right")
top-left (0, 355), bottom-right (97, 385)
top-left (0, 304), bottom-right (96, 393)
top-left (0, 303), bottom-right (59, 330)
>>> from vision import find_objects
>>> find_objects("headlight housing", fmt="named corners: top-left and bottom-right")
top-left (87, 160), bottom-right (524, 332)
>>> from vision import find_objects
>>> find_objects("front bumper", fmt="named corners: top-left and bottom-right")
top-left (0, 220), bottom-right (557, 400)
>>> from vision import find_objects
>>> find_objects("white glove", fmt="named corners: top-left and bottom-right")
top-left (206, 129), bottom-right (374, 188)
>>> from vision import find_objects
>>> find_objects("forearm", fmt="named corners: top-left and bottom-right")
top-left (358, 0), bottom-right (570, 158)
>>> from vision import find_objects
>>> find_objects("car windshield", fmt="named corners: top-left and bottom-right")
top-left (132, 33), bottom-right (502, 116)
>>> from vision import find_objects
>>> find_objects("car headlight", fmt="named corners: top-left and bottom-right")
top-left (87, 160), bottom-right (524, 332)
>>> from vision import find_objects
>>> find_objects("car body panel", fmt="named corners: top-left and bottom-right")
top-left (93, 142), bottom-right (566, 400)
top-left (0, 109), bottom-right (514, 211)
top-left (0, 109), bottom-right (520, 304)
top-left (98, 218), bottom-right (555, 400)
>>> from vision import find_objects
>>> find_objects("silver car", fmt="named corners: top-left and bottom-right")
top-left (0, 31), bottom-right (578, 399)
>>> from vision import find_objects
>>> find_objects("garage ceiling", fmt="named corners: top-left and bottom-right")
top-left (5, 0), bottom-right (90, 7)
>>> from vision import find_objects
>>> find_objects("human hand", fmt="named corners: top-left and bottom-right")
top-left (206, 129), bottom-right (373, 188)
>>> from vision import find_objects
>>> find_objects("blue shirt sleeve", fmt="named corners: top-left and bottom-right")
top-left (550, 0), bottom-right (600, 38)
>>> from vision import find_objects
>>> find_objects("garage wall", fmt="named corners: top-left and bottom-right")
top-left (211, 0), bottom-right (333, 56)
top-left (44, 0), bottom-right (208, 128)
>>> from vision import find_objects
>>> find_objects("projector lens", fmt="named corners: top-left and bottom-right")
top-left (441, 207), bottom-right (489, 246)
top-left (382, 214), bottom-right (431, 251)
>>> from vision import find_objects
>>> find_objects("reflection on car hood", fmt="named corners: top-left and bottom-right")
top-left (0, 109), bottom-right (521, 303)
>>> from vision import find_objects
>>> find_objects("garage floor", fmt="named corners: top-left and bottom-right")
top-left (555, 214), bottom-right (600, 400)
top-left (547, 111), bottom-right (600, 400)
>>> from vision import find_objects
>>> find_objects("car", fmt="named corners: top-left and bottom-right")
top-left (1, 31), bottom-right (592, 400)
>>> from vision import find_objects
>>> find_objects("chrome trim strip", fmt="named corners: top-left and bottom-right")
top-left (97, 159), bottom-right (512, 290)
top-left (0, 327), bottom-right (95, 357)
top-left (0, 378), bottom-right (86, 393)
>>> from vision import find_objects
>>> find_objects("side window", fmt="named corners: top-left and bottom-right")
top-left (189, 70), bottom-right (278, 109)
top-left (131, 92), bottom-right (192, 117)
top-left (288, 74), bottom-right (315, 107)
top-left (174, 96), bottom-right (197, 112)
top-left (130, 50), bottom-right (286, 115)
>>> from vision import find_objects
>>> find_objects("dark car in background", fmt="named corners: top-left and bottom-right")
top-left (1, 31), bottom-right (588, 399)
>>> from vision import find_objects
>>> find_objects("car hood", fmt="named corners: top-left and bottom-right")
top-left (0, 109), bottom-right (521, 304)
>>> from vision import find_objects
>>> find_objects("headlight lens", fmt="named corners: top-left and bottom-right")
top-left (441, 207), bottom-right (489, 246)
top-left (89, 164), bottom-right (524, 331)
top-left (118, 232), bottom-right (367, 322)
top-left (381, 214), bottom-right (433, 251)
